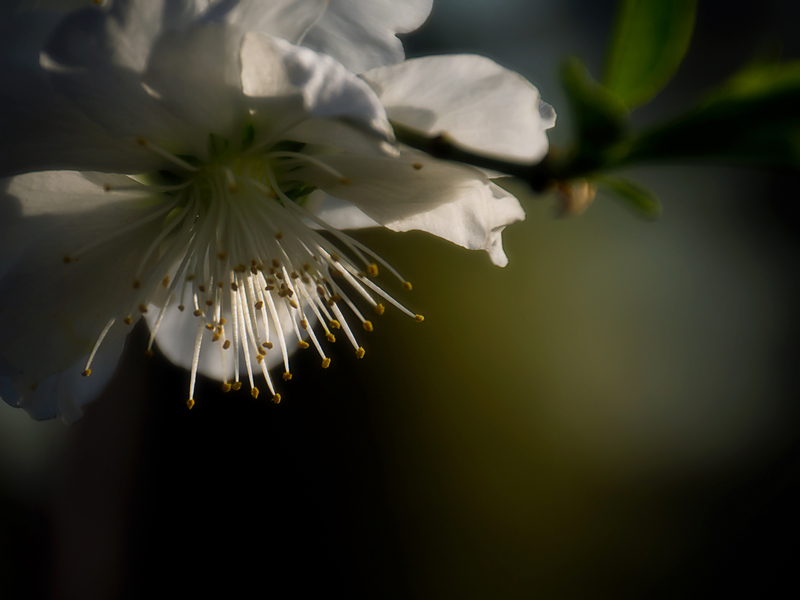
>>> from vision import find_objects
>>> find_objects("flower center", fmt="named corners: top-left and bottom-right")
top-left (68, 130), bottom-right (423, 408)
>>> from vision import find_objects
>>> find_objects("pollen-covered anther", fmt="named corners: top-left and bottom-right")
top-left (403, 281), bottom-right (413, 291)
top-left (326, 333), bottom-right (336, 343)
top-left (258, 346), bottom-right (267, 356)
top-left (256, 354), bottom-right (264, 364)
top-left (300, 319), bottom-right (308, 330)
top-left (186, 398), bottom-right (195, 409)
top-left (211, 333), bottom-right (221, 342)
top-left (63, 255), bottom-right (73, 264)
top-left (374, 304), bottom-right (385, 316)
top-left (219, 318), bottom-right (226, 325)
top-left (367, 263), bottom-right (379, 277)
top-left (272, 394), bottom-right (281, 404)
top-left (178, 305), bottom-right (185, 312)
top-left (193, 309), bottom-right (203, 317)
top-left (217, 251), bottom-right (228, 261)
top-left (132, 279), bottom-right (141, 289)
top-left (338, 177), bottom-right (351, 185)
top-left (223, 340), bottom-right (232, 350)
top-left (81, 369), bottom-right (91, 377)
top-left (234, 264), bottom-right (247, 273)
top-left (221, 383), bottom-right (232, 393)
top-left (123, 317), bottom-right (133, 325)
top-left (274, 231), bottom-right (283, 239)
top-left (251, 387), bottom-right (260, 399)
top-left (205, 299), bottom-right (213, 307)
top-left (283, 372), bottom-right (292, 381)
top-left (205, 324), bottom-right (214, 331)
top-left (298, 340), bottom-right (309, 349)
top-left (321, 358), bottom-right (331, 369)
top-left (232, 382), bottom-right (242, 391)
top-left (412, 162), bottom-right (424, 170)
top-left (162, 276), bottom-right (170, 287)
top-left (231, 282), bottom-right (238, 291)
top-left (289, 299), bottom-right (299, 309)
top-left (363, 321), bottom-right (374, 332)
top-left (330, 320), bottom-right (341, 330)
top-left (415, 314), bottom-right (425, 323)
top-left (198, 285), bottom-right (206, 292)
top-left (138, 303), bottom-right (148, 313)
top-left (262, 342), bottom-right (274, 349)
top-left (272, 259), bottom-right (281, 268)
top-left (144, 350), bottom-right (154, 358)
top-left (356, 347), bottom-right (366, 359)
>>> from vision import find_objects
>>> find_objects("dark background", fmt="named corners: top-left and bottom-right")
top-left (2, 1), bottom-right (800, 598)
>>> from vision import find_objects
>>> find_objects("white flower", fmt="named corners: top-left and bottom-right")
top-left (0, 0), bottom-right (555, 422)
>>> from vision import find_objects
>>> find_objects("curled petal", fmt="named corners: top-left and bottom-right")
top-left (364, 54), bottom-right (555, 163)
top-left (226, 0), bottom-right (433, 72)
top-left (302, 151), bottom-right (525, 266)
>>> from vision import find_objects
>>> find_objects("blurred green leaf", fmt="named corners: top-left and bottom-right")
top-left (623, 60), bottom-right (800, 168)
top-left (561, 57), bottom-right (629, 159)
top-left (604, 0), bottom-right (697, 108)
top-left (596, 176), bottom-right (662, 220)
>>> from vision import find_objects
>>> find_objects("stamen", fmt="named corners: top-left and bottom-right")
top-left (136, 137), bottom-right (199, 172)
top-left (84, 318), bottom-right (116, 376)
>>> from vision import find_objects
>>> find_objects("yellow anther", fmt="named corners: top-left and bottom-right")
top-left (63, 255), bottom-right (73, 264)
top-left (82, 369), bottom-right (91, 377)
top-left (338, 177), bottom-right (351, 185)
top-left (316, 285), bottom-right (326, 296)
top-left (217, 281), bottom-right (224, 288)
top-left (221, 383), bottom-right (232, 393)
top-left (178, 305), bottom-right (185, 312)
top-left (275, 231), bottom-right (283, 239)
top-left (289, 300), bottom-right (299, 309)
top-left (193, 309), bottom-right (203, 317)
top-left (263, 341), bottom-right (274, 349)
top-left (186, 398), bottom-right (195, 410)
top-left (283, 372), bottom-right (292, 381)
top-left (223, 340), bottom-right (232, 350)
top-left (258, 346), bottom-right (267, 356)
top-left (374, 304), bottom-right (385, 316)
top-left (198, 285), bottom-right (206, 292)
top-left (326, 333), bottom-right (336, 343)
top-left (356, 347), bottom-right (366, 359)
top-left (272, 259), bottom-right (281, 268)
top-left (234, 264), bottom-right (247, 273)
top-left (415, 314), bottom-right (425, 322)
top-left (255, 300), bottom-right (264, 310)
top-left (256, 354), bottom-right (264, 364)
top-left (291, 271), bottom-right (299, 279)
top-left (298, 340), bottom-right (309, 349)
top-left (265, 284), bottom-right (275, 292)
top-left (219, 317), bottom-right (226, 325)
top-left (138, 303), bottom-right (148, 313)
top-left (363, 321), bottom-right (374, 332)
top-left (412, 162), bottom-right (423, 170)
top-left (232, 381), bottom-right (242, 391)
top-left (301, 319), bottom-right (309, 330)
top-left (132, 279), bottom-right (141, 289)
top-left (251, 387), bottom-right (260, 399)
top-left (231, 282), bottom-right (238, 291)
top-left (330, 320), bottom-right (341, 330)
top-left (205, 323), bottom-right (214, 330)
top-left (212, 334), bottom-right (221, 342)
top-left (322, 358), bottom-right (331, 369)
top-left (143, 350), bottom-right (154, 358)
top-left (272, 394), bottom-right (281, 404)
top-left (217, 251), bottom-right (228, 261)
top-left (162, 276), bottom-right (170, 287)
top-left (403, 281), bottom-right (413, 291)
top-left (303, 263), bottom-right (311, 271)
top-left (330, 253), bottom-right (340, 262)
top-left (367, 263), bottom-right (379, 277)
top-left (205, 299), bottom-right (213, 307)
top-left (124, 317), bottom-right (133, 325)
top-left (186, 274), bottom-right (195, 281)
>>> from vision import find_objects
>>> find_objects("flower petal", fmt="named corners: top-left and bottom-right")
top-left (301, 150), bottom-right (525, 266)
top-left (0, 8), bottom-right (158, 176)
top-left (363, 55), bottom-right (555, 163)
top-left (0, 171), bottom-right (168, 391)
top-left (241, 32), bottom-right (393, 141)
top-left (1, 334), bottom-right (126, 423)
top-left (226, 0), bottom-right (433, 72)
top-left (41, 1), bottom-right (207, 153)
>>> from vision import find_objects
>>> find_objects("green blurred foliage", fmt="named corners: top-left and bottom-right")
top-left (604, 0), bottom-right (697, 109)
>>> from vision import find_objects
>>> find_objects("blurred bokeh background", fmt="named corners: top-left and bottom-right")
top-left (2, 0), bottom-right (800, 598)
